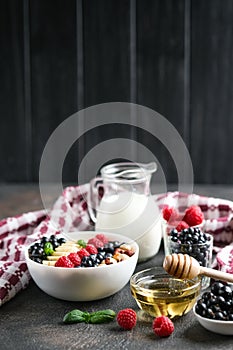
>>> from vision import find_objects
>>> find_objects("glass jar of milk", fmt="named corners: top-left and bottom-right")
top-left (88, 162), bottom-right (162, 262)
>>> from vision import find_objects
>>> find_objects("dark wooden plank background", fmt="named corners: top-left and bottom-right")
top-left (1, 0), bottom-right (233, 185)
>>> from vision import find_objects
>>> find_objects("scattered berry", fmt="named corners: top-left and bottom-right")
top-left (116, 308), bottom-right (137, 330)
top-left (67, 253), bottom-right (81, 267)
top-left (55, 256), bottom-right (74, 268)
top-left (85, 244), bottom-right (98, 255)
top-left (77, 248), bottom-right (90, 259)
top-left (95, 233), bottom-right (109, 244)
top-left (152, 316), bottom-right (174, 337)
top-left (183, 205), bottom-right (204, 227)
top-left (88, 237), bottom-right (104, 248)
top-left (162, 206), bottom-right (179, 222)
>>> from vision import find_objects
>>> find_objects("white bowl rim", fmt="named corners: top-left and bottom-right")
top-left (193, 302), bottom-right (233, 325)
top-left (25, 231), bottom-right (139, 271)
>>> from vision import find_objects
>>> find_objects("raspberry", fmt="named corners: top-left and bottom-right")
top-left (183, 205), bottom-right (204, 226)
top-left (67, 252), bottom-right (81, 267)
top-left (116, 308), bottom-right (137, 330)
top-left (77, 248), bottom-right (90, 259)
top-left (152, 316), bottom-right (174, 337)
top-left (174, 220), bottom-right (189, 232)
top-left (163, 206), bottom-right (179, 222)
top-left (55, 256), bottom-right (74, 268)
top-left (95, 233), bottom-right (109, 244)
top-left (85, 244), bottom-right (98, 255)
top-left (87, 237), bottom-right (104, 248)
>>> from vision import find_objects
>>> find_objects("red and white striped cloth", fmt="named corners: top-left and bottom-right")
top-left (1, 188), bottom-right (233, 307)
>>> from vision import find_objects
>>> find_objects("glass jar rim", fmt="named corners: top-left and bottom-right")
top-left (130, 266), bottom-right (201, 291)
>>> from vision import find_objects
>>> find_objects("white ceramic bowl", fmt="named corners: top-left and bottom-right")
top-left (25, 231), bottom-right (139, 301)
top-left (193, 304), bottom-right (233, 335)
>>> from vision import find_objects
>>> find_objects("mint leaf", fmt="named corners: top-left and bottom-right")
top-left (63, 309), bottom-right (116, 324)
top-left (77, 239), bottom-right (86, 248)
top-left (89, 309), bottom-right (116, 324)
top-left (63, 309), bottom-right (89, 324)
top-left (43, 242), bottom-right (54, 256)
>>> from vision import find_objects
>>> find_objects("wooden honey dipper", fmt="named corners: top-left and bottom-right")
top-left (163, 253), bottom-right (233, 283)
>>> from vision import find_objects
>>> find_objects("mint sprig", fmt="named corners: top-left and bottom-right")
top-left (63, 309), bottom-right (116, 324)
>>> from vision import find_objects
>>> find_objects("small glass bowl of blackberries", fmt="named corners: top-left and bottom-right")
top-left (193, 281), bottom-right (233, 335)
top-left (168, 227), bottom-right (213, 289)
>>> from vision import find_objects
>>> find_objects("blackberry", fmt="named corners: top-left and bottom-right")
top-left (195, 281), bottom-right (233, 321)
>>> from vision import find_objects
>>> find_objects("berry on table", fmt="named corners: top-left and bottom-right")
top-left (55, 256), bottom-right (74, 268)
top-left (152, 316), bottom-right (174, 337)
top-left (116, 308), bottom-right (137, 330)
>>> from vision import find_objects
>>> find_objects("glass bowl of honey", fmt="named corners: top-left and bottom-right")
top-left (130, 266), bottom-right (201, 319)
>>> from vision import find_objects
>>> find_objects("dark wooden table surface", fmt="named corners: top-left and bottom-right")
top-left (0, 184), bottom-right (233, 350)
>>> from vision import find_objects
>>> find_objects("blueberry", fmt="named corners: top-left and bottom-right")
top-left (41, 237), bottom-right (49, 244)
top-left (215, 312), bottom-right (225, 320)
top-left (112, 241), bottom-right (121, 248)
top-left (58, 237), bottom-right (66, 245)
top-left (211, 281), bottom-right (225, 295)
top-left (206, 308), bottom-right (215, 319)
top-left (104, 242), bottom-right (115, 254)
top-left (192, 234), bottom-right (199, 243)
top-left (97, 252), bottom-right (105, 261)
top-left (32, 257), bottom-right (42, 264)
top-left (220, 285), bottom-right (232, 300)
top-left (89, 254), bottom-right (97, 263)
top-left (170, 229), bottom-right (178, 237)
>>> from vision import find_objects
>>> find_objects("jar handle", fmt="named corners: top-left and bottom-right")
top-left (87, 177), bottom-right (103, 224)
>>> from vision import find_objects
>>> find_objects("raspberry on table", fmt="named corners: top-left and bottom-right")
top-left (162, 206), bottom-right (179, 222)
top-left (87, 237), bottom-right (104, 248)
top-left (55, 256), bottom-right (74, 268)
top-left (116, 308), bottom-right (137, 330)
top-left (152, 316), bottom-right (174, 337)
top-left (183, 205), bottom-right (204, 226)
top-left (77, 248), bottom-right (90, 259)
top-left (95, 234), bottom-right (109, 244)
top-left (85, 244), bottom-right (98, 255)
top-left (67, 252), bottom-right (81, 267)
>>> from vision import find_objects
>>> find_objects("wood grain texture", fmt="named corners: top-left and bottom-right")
top-left (83, 0), bottom-right (131, 106)
top-left (136, 0), bottom-right (186, 183)
top-left (1, 0), bottom-right (233, 184)
top-left (190, 0), bottom-right (233, 184)
top-left (0, 0), bottom-right (26, 181)
top-left (30, 0), bottom-right (78, 182)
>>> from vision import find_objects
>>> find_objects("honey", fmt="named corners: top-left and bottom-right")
top-left (130, 269), bottom-right (201, 319)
